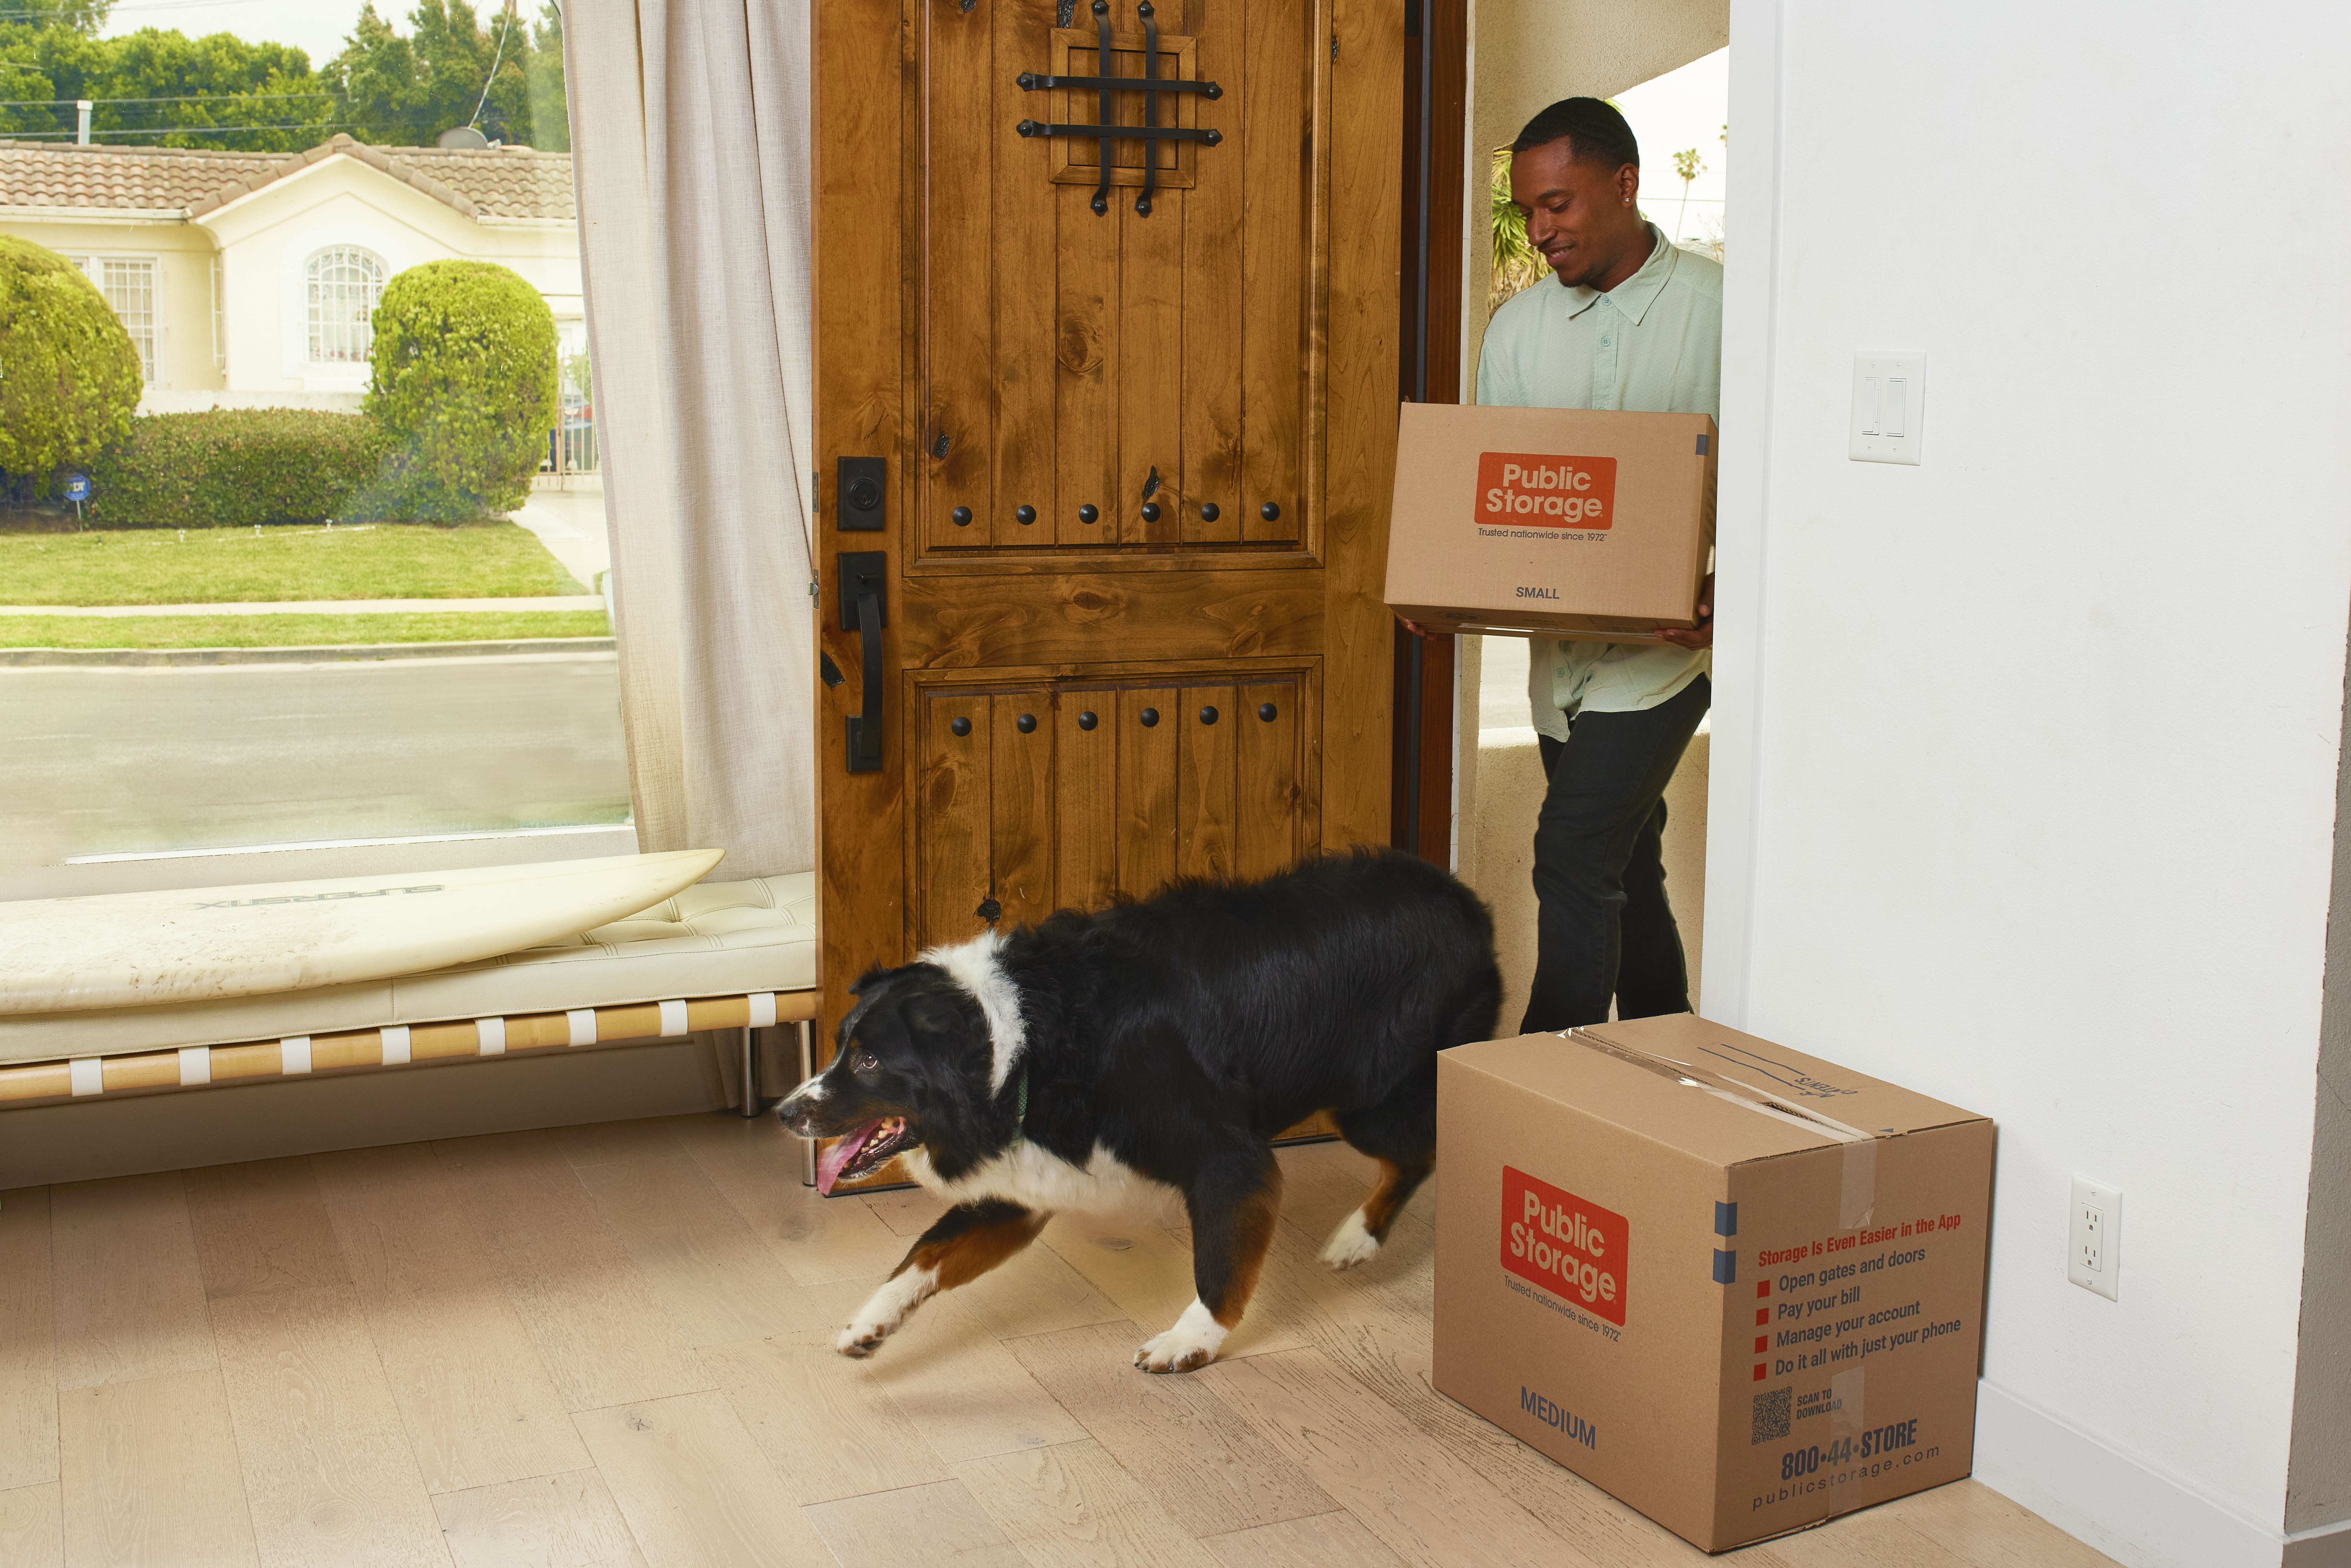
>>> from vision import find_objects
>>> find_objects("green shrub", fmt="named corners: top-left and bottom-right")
top-left (360, 260), bottom-right (558, 522)
top-left (0, 235), bottom-right (142, 499)
top-left (81, 409), bottom-right (384, 528)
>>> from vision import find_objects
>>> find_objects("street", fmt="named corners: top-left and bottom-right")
top-left (0, 654), bottom-right (632, 876)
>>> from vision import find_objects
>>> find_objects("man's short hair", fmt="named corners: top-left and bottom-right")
top-left (1511, 97), bottom-right (1640, 169)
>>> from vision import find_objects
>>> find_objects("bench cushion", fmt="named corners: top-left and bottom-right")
top-left (0, 873), bottom-right (816, 1067)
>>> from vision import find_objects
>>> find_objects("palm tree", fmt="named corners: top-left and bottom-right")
top-left (1671, 147), bottom-right (1706, 243)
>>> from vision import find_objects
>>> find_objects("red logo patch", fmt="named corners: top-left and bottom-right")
top-left (1501, 1165), bottom-right (1628, 1325)
top-left (1475, 452), bottom-right (1619, 530)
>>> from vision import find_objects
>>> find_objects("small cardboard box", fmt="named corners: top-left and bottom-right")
top-left (1384, 402), bottom-right (1716, 642)
top-left (1433, 1016), bottom-right (1993, 1554)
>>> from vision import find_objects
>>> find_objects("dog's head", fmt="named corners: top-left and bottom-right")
top-left (776, 958), bottom-right (1008, 1192)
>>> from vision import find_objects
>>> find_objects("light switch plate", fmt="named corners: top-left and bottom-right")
top-left (1851, 351), bottom-right (1925, 465)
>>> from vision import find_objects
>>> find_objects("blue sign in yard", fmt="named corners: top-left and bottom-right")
top-left (63, 473), bottom-right (89, 502)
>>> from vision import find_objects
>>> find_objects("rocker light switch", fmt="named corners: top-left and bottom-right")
top-left (1850, 353), bottom-right (1924, 465)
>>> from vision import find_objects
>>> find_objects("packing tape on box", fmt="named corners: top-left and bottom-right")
top-left (1568, 1028), bottom-right (1879, 1229)
top-left (1830, 1364), bottom-right (1865, 1441)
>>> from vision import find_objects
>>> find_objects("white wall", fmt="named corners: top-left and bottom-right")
top-left (1709, 3), bottom-right (2351, 1563)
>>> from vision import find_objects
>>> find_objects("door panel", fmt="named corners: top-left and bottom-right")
top-left (816, 0), bottom-right (1402, 1178)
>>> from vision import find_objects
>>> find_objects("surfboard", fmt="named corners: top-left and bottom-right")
top-left (0, 849), bottom-right (726, 1015)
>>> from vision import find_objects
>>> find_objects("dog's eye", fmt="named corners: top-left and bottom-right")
top-left (855, 1052), bottom-right (879, 1073)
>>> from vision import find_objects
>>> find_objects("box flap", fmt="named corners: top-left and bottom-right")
top-left (1444, 1034), bottom-right (1841, 1170)
top-left (1576, 1015), bottom-right (1984, 1138)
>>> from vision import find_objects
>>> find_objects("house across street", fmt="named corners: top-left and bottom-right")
top-left (0, 133), bottom-right (585, 415)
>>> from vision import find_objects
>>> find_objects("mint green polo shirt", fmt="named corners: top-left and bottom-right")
top-left (1474, 224), bottom-right (1722, 736)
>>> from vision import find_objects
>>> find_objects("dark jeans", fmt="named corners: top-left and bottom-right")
top-left (1520, 673), bottom-right (1710, 1034)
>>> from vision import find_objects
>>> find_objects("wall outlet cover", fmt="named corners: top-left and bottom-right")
top-left (2068, 1176), bottom-right (2122, 1301)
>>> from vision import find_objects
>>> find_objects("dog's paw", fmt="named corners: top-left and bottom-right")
top-left (836, 1320), bottom-right (892, 1358)
top-left (1133, 1300), bottom-right (1228, 1374)
top-left (1320, 1208), bottom-right (1382, 1270)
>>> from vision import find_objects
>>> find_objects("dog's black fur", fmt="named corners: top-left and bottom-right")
top-left (777, 847), bottom-right (1501, 1371)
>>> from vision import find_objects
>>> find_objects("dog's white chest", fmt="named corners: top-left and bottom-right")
top-left (909, 1141), bottom-right (1170, 1216)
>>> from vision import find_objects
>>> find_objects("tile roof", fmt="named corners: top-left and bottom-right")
top-left (0, 133), bottom-right (574, 223)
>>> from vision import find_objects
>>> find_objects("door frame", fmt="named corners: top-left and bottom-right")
top-left (1392, 0), bottom-right (1468, 863)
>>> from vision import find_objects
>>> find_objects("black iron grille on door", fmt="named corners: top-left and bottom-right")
top-left (1015, 0), bottom-right (1223, 216)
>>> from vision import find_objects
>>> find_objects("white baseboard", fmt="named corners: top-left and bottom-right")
top-left (1974, 1380), bottom-right (2351, 1568)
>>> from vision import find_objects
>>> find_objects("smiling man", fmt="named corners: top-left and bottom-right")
top-left (1477, 96), bottom-right (1721, 1032)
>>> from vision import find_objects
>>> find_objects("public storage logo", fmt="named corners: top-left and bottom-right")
top-left (1476, 452), bottom-right (1618, 529)
top-left (1502, 1165), bottom-right (1629, 1325)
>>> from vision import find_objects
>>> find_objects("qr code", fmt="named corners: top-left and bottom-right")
top-left (1752, 1386), bottom-right (1791, 1445)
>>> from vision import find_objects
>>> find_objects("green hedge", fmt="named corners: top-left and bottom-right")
top-left (365, 260), bottom-right (558, 522)
top-left (83, 409), bottom-right (385, 529)
top-left (0, 235), bottom-right (142, 497)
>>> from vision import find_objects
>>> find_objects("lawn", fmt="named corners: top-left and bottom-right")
top-left (0, 521), bottom-right (589, 607)
top-left (0, 611), bottom-right (613, 650)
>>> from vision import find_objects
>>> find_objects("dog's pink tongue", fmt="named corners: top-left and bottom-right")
top-left (815, 1121), bottom-right (880, 1196)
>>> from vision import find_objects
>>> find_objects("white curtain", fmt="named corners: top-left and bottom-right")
top-left (562, 0), bottom-right (816, 878)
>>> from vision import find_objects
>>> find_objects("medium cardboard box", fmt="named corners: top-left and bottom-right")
top-left (1433, 1016), bottom-right (1993, 1554)
top-left (1384, 402), bottom-right (1716, 641)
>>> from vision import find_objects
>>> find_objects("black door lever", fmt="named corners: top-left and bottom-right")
top-left (837, 551), bottom-right (887, 773)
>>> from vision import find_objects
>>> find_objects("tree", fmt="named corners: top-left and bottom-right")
top-left (1671, 147), bottom-right (1706, 243)
top-left (0, 234), bottom-right (141, 502)
top-left (360, 259), bottom-right (557, 521)
top-left (1489, 146), bottom-right (1547, 315)
top-left (329, 0), bottom-right (567, 151)
top-left (0, 0), bottom-right (570, 152)
top-left (0, 22), bottom-right (335, 149)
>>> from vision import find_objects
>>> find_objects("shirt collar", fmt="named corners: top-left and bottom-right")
top-left (1557, 223), bottom-right (1678, 325)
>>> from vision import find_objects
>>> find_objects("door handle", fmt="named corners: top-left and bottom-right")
top-left (837, 551), bottom-right (887, 773)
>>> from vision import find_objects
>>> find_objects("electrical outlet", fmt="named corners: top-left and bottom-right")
top-left (2068, 1177), bottom-right (2122, 1300)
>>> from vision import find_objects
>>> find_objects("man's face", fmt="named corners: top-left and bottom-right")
top-left (1510, 140), bottom-right (1640, 290)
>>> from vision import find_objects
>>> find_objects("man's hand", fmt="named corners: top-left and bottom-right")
top-left (1397, 616), bottom-right (1437, 641)
top-left (1658, 573), bottom-right (1714, 650)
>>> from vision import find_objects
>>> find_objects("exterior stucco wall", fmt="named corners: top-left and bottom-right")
top-left (0, 216), bottom-right (222, 393)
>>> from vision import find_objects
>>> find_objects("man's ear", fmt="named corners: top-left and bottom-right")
top-left (1616, 161), bottom-right (1640, 207)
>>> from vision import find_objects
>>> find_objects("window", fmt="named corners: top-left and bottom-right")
top-left (58, 254), bottom-right (158, 384)
top-left (1, 35), bottom-right (625, 900)
top-left (306, 245), bottom-right (387, 365)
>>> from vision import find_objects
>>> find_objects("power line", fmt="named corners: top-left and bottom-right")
top-left (0, 0), bottom-right (265, 17)
top-left (0, 91), bottom-right (337, 105)
top-left (2, 119), bottom-right (351, 136)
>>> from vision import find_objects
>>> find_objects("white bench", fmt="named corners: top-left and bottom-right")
top-left (0, 873), bottom-right (819, 1118)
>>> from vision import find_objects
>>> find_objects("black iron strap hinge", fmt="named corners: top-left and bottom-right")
top-left (1015, 0), bottom-right (1222, 217)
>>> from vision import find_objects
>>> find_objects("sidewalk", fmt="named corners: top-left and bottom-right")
top-left (0, 596), bottom-right (607, 617)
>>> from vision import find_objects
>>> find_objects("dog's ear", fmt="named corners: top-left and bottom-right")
top-left (902, 990), bottom-right (977, 1043)
top-left (850, 964), bottom-right (911, 998)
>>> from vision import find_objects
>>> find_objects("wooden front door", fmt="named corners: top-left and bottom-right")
top-left (813, 0), bottom-right (1403, 1121)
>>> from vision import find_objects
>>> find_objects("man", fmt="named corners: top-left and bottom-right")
top-left (1475, 96), bottom-right (1720, 1032)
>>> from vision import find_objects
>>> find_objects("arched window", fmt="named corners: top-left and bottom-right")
top-left (305, 246), bottom-right (387, 365)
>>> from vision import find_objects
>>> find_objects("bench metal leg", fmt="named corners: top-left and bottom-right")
top-left (738, 1026), bottom-right (762, 1118)
top-left (798, 1019), bottom-right (816, 1187)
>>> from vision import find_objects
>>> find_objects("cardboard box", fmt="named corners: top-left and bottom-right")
top-left (1384, 402), bottom-right (1716, 641)
top-left (1433, 1016), bottom-right (1993, 1553)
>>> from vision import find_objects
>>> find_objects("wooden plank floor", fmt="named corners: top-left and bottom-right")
top-left (0, 1115), bottom-right (2116, 1568)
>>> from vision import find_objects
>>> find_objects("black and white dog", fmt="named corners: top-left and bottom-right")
top-left (776, 848), bottom-right (1501, 1373)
